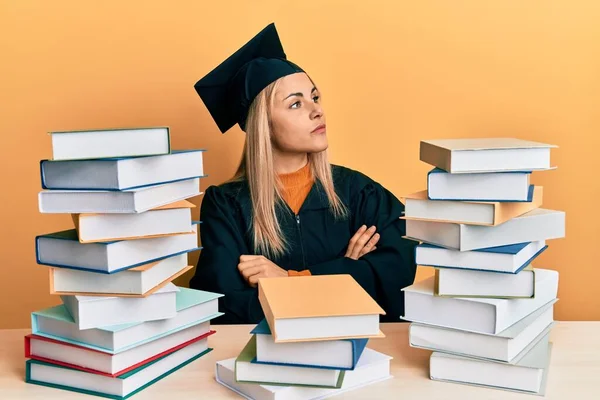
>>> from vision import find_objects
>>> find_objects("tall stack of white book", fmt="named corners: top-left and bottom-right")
top-left (401, 138), bottom-right (565, 396)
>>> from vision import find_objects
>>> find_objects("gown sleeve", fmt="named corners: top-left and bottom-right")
top-left (306, 177), bottom-right (417, 322)
top-left (189, 185), bottom-right (264, 324)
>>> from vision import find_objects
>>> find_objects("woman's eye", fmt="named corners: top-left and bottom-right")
top-left (290, 101), bottom-right (300, 109)
top-left (313, 95), bottom-right (320, 102)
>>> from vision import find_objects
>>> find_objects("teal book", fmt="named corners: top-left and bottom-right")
top-left (26, 337), bottom-right (212, 399)
top-left (31, 287), bottom-right (223, 353)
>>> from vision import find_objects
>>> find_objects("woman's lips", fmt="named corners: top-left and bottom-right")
top-left (311, 124), bottom-right (326, 133)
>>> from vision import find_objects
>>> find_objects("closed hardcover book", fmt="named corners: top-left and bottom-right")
top-left (41, 149), bottom-right (205, 190)
top-left (49, 126), bottom-right (171, 161)
top-left (434, 266), bottom-right (536, 298)
top-left (402, 186), bottom-right (542, 226)
top-left (258, 275), bottom-right (385, 343)
top-left (251, 319), bottom-right (368, 370)
top-left (36, 223), bottom-right (200, 274)
top-left (235, 335), bottom-right (345, 389)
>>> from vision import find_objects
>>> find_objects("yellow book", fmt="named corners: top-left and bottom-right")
top-left (258, 274), bottom-right (385, 343)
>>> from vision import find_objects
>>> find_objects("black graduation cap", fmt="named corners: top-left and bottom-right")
top-left (194, 23), bottom-right (305, 133)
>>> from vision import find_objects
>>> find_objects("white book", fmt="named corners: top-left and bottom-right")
top-left (27, 322), bottom-right (212, 375)
top-left (74, 200), bottom-right (195, 243)
top-left (216, 348), bottom-right (392, 400)
top-left (39, 177), bottom-right (201, 214)
top-left (61, 283), bottom-right (178, 330)
top-left (409, 299), bottom-right (556, 362)
top-left (50, 126), bottom-right (170, 161)
top-left (430, 333), bottom-right (552, 395)
top-left (41, 150), bottom-right (205, 190)
top-left (415, 241), bottom-right (547, 273)
top-left (405, 208), bottom-right (565, 251)
top-left (36, 223), bottom-right (199, 274)
top-left (427, 168), bottom-right (532, 201)
top-left (420, 138), bottom-right (557, 173)
top-left (26, 338), bottom-right (210, 398)
top-left (49, 253), bottom-right (190, 296)
top-left (401, 268), bottom-right (558, 334)
top-left (31, 287), bottom-right (222, 353)
top-left (436, 267), bottom-right (535, 298)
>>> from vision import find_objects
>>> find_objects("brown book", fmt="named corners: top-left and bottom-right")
top-left (401, 186), bottom-right (543, 226)
top-left (258, 274), bottom-right (385, 343)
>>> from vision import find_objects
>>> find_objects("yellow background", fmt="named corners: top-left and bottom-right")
top-left (1, 1), bottom-right (598, 328)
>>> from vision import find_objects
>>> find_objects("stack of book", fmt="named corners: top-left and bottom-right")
top-left (400, 138), bottom-right (566, 396)
top-left (215, 274), bottom-right (393, 400)
top-left (26, 127), bottom-right (224, 399)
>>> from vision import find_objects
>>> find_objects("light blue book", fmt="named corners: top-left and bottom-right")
top-left (31, 287), bottom-right (223, 354)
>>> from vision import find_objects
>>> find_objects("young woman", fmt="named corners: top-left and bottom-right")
top-left (190, 23), bottom-right (417, 324)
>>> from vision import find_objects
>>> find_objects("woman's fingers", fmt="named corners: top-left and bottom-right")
top-left (350, 226), bottom-right (377, 259)
top-left (358, 233), bottom-right (380, 258)
top-left (345, 225), bottom-right (368, 257)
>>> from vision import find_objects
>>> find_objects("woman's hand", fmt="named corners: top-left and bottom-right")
top-left (238, 255), bottom-right (288, 287)
top-left (345, 225), bottom-right (380, 260)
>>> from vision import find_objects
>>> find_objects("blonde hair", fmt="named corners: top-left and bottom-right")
top-left (226, 78), bottom-right (348, 259)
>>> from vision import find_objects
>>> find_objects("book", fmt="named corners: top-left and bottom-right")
top-left (36, 224), bottom-right (200, 274)
top-left (60, 283), bottom-right (179, 330)
top-left (405, 208), bottom-right (565, 251)
top-left (216, 348), bottom-right (392, 400)
top-left (435, 266), bottom-right (536, 298)
top-left (427, 168), bottom-right (533, 202)
top-left (402, 186), bottom-right (542, 226)
top-left (48, 253), bottom-right (192, 297)
top-left (25, 325), bottom-right (214, 377)
top-left (38, 177), bottom-right (201, 214)
top-left (258, 275), bottom-right (385, 343)
top-left (409, 299), bottom-right (556, 362)
top-left (41, 149), bottom-right (205, 190)
top-left (31, 287), bottom-right (223, 353)
top-left (419, 138), bottom-right (557, 173)
top-left (73, 200), bottom-right (195, 243)
top-left (26, 337), bottom-right (212, 400)
top-left (429, 334), bottom-right (553, 395)
top-left (415, 241), bottom-right (547, 274)
top-left (251, 319), bottom-right (368, 370)
top-left (401, 268), bottom-right (558, 334)
top-left (235, 335), bottom-right (345, 389)
top-left (49, 126), bottom-right (171, 161)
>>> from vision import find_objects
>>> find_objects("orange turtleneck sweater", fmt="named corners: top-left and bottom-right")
top-left (278, 161), bottom-right (314, 277)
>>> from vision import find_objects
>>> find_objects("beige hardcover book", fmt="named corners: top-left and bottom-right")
top-left (420, 138), bottom-right (557, 173)
top-left (401, 186), bottom-right (542, 226)
top-left (258, 275), bottom-right (385, 343)
top-left (72, 200), bottom-right (196, 243)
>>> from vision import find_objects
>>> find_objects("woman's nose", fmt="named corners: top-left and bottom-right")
top-left (310, 103), bottom-right (324, 119)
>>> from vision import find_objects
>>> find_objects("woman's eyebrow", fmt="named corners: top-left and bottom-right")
top-left (283, 87), bottom-right (318, 101)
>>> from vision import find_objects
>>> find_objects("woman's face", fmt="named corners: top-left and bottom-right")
top-left (269, 73), bottom-right (328, 154)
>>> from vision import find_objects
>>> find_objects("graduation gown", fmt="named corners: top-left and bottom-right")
top-left (189, 164), bottom-right (417, 324)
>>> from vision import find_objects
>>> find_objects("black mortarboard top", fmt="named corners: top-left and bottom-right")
top-left (194, 23), bottom-right (304, 133)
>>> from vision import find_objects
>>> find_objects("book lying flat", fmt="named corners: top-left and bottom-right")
top-left (401, 268), bottom-right (558, 334)
top-left (41, 149), bottom-right (205, 190)
top-left (25, 326), bottom-right (214, 377)
top-left (430, 334), bottom-right (553, 396)
top-left (258, 275), bottom-right (385, 343)
top-left (435, 266), bottom-right (536, 298)
top-left (427, 168), bottom-right (532, 202)
top-left (419, 138), bottom-right (557, 173)
top-left (31, 287), bottom-right (223, 353)
top-left (251, 319), bottom-right (368, 370)
top-left (415, 241), bottom-right (547, 274)
top-left (36, 224), bottom-right (200, 274)
top-left (26, 338), bottom-right (212, 400)
top-left (217, 348), bottom-right (392, 400)
top-left (402, 186), bottom-right (542, 226)
top-left (39, 177), bottom-right (201, 214)
top-left (49, 253), bottom-right (192, 297)
top-left (61, 283), bottom-right (179, 330)
top-left (73, 200), bottom-right (195, 243)
top-left (236, 335), bottom-right (345, 389)
top-left (49, 126), bottom-right (171, 161)
top-left (405, 208), bottom-right (565, 251)
top-left (409, 299), bottom-right (556, 362)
